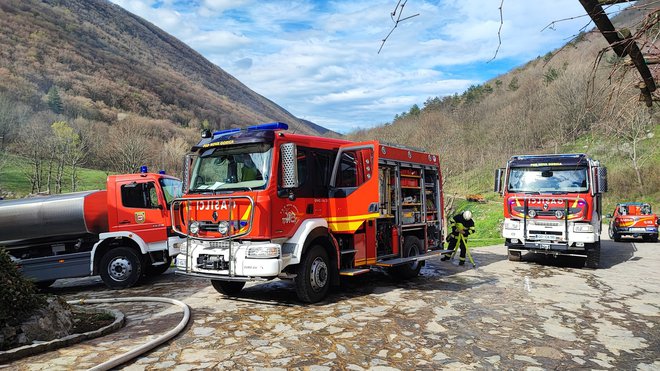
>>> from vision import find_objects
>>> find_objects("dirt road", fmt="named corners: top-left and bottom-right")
top-left (6, 234), bottom-right (660, 370)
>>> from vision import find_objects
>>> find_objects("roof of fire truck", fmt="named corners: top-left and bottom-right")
top-left (191, 122), bottom-right (440, 167)
top-left (509, 153), bottom-right (590, 167)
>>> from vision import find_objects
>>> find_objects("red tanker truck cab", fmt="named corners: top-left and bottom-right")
top-left (0, 170), bottom-right (184, 288)
top-left (494, 154), bottom-right (608, 268)
top-left (173, 122), bottom-right (447, 303)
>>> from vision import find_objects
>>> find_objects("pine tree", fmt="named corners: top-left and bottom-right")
top-left (47, 86), bottom-right (63, 114)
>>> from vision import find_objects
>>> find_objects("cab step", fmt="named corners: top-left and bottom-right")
top-left (339, 268), bottom-right (371, 276)
top-left (375, 249), bottom-right (452, 267)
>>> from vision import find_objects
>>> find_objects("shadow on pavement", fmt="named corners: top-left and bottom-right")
top-left (515, 240), bottom-right (636, 269)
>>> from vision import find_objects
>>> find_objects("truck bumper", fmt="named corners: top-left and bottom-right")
top-left (503, 218), bottom-right (598, 255)
top-left (175, 240), bottom-right (287, 280)
top-left (613, 226), bottom-right (658, 236)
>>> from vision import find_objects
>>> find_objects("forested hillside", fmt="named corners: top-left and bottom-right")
top-left (0, 0), bottom-right (335, 197)
top-left (349, 1), bottom-right (660, 210)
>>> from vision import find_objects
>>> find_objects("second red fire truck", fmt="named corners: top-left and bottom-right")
top-left (173, 122), bottom-right (446, 302)
top-left (494, 154), bottom-right (608, 268)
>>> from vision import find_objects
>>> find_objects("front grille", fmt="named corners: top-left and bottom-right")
top-left (209, 241), bottom-right (231, 249)
top-left (197, 254), bottom-right (229, 270)
top-left (529, 230), bottom-right (562, 236)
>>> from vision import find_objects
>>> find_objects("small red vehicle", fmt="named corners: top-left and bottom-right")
top-left (608, 202), bottom-right (659, 242)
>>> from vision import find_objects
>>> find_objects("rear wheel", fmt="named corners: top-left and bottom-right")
top-left (585, 242), bottom-right (600, 269)
top-left (211, 280), bottom-right (245, 296)
top-left (295, 244), bottom-right (330, 303)
top-left (507, 249), bottom-right (521, 262)
top-left (609, 223), bottom-right (621, 242)
top-left (100, 247), bottom-right (144, 289)
top-left (643, 234), bottom-right (658, 242)
top-left (391, 236), bottom-right (423, 279)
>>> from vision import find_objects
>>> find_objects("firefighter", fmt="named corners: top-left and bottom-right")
top-left (441, 210), bottom-right (475, 266)
top-left (240, 154), bottom-right (262, 181)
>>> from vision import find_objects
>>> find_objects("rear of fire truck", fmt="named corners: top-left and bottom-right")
top-left (494, 154), bottom-right (608, 268)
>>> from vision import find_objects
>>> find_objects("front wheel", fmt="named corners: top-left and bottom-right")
top-left (295, 245), bottom-right (330, 303)
top-left (507, 249), bottom-right (521, 262)
top-left (211, 280), bottom-right (245, 296)
top-left (585, 242), bottom-right (600, 269)
top-left (99, 247), bottom-right (144, 289)
top-left (391, 236), bottom-right (423, 279)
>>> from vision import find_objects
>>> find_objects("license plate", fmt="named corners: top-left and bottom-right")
top-left (540, 243), bottom-right (551, 249)
top-left (631, 228), bottom-right (647, 232)
top-left (533, 234), bottom-right (558, 241)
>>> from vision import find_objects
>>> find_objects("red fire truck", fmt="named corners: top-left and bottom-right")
top-left (172, 122), bottom-right (446, 302)
top-left (494, 154), bottom-right (608, 268)
top-left (0, 170), bottom-right (184, 288)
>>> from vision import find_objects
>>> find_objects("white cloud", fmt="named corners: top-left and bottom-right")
top-left (109, 0), bottom-right (629, 133)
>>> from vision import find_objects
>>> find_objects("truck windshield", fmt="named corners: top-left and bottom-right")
top-left (190, 143), bottom-right (272, 192)
top-left (159, 178), bottom-right (183, 206)
top-left (508, 167), bottom-right (589, 193)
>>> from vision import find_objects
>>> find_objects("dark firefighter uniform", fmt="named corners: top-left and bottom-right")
top-left (441, 211), bottom-right (475, 266)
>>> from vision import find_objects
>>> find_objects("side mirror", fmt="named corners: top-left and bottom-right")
top-left (280, 143), bottom-right (299, 189)
top-left (596, 166), bottom-right (608, 194)
top-left (182, 153), bottom-right (197, 194)
top-left (494, 168), bottom-right (504, 194)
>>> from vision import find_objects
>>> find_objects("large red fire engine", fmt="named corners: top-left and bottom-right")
top-left (494, 154), bottom-right (608, 268)
top-left (172, 122), bottom-right (446, 302)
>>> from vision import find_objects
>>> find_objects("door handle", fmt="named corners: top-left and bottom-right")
top-left (119, 220), bottom-right (130, 224)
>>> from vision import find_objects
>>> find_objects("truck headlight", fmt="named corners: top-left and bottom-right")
top-left (246, 245), bottom-right (280, 258)
top-left (573, 224), bottom-right (594, 233)
top-left (504, 220), bottom-right (521, 230)
top-left (189, 221), bottom-right (200, 234)
top-left (177, 243), bottom-right (187, 255)
top-left (218, 221), bottom-right (229, 235)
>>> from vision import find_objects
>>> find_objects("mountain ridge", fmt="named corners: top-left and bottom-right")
top-left (0, 0), bottom-right (333, 136)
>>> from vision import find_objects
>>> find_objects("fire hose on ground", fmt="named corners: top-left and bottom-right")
top-left (66, 296), bottom-right (191, 371)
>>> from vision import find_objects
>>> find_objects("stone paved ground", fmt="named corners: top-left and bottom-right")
top-left (4, 234), bottom-right (660, 370)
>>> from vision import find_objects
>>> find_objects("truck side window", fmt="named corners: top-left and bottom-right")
top-left (121, 182), bottom-right (159, 209)
top-left (336, 151), bottom-right (357, 187)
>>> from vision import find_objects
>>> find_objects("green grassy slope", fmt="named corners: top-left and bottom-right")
top-left (0, 153), bottom-right (109, 197)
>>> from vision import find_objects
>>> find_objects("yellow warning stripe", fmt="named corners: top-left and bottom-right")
top-left (328, 220), bottom-right (365, 232)
top-left (325, 213), bottom-right (380, 222)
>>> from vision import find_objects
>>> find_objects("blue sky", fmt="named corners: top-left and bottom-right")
top-left (109, 0), bottom-right (627, 133)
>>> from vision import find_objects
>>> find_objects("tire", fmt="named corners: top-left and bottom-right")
top-left (99, 247), bottom-right (144, 289)
top-left (147, 256), bottom-right (172, 276)
top-left (211, 280), bottom-right (245, 296)
top-left (585, 242), bottom-right (600, 269)
top-left (391, 236), bottom-right (423, 279)
top-left (295, 244), bottom-right (330, 303)
top-left (609, 223), bottom-right (621, 242)
top-left (507, 249), bottom-right (521, 262)
top-left (643, 234), bottom-right (658, 242)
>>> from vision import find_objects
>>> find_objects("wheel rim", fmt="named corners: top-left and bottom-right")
top-left (309, 257), bottom-right (328, 292)
top-left (108, 256), bottom-right (133, 282)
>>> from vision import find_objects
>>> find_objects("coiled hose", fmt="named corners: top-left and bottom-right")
top-left (66, 297), bottom-right (190, 371)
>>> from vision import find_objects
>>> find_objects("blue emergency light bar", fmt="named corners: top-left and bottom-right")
top-left (212, 128), bottom-right (241, 137)
top-left (140, 165), bottom-right (148, 173)
top-left (247, 122), bottom-right (288, 131)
